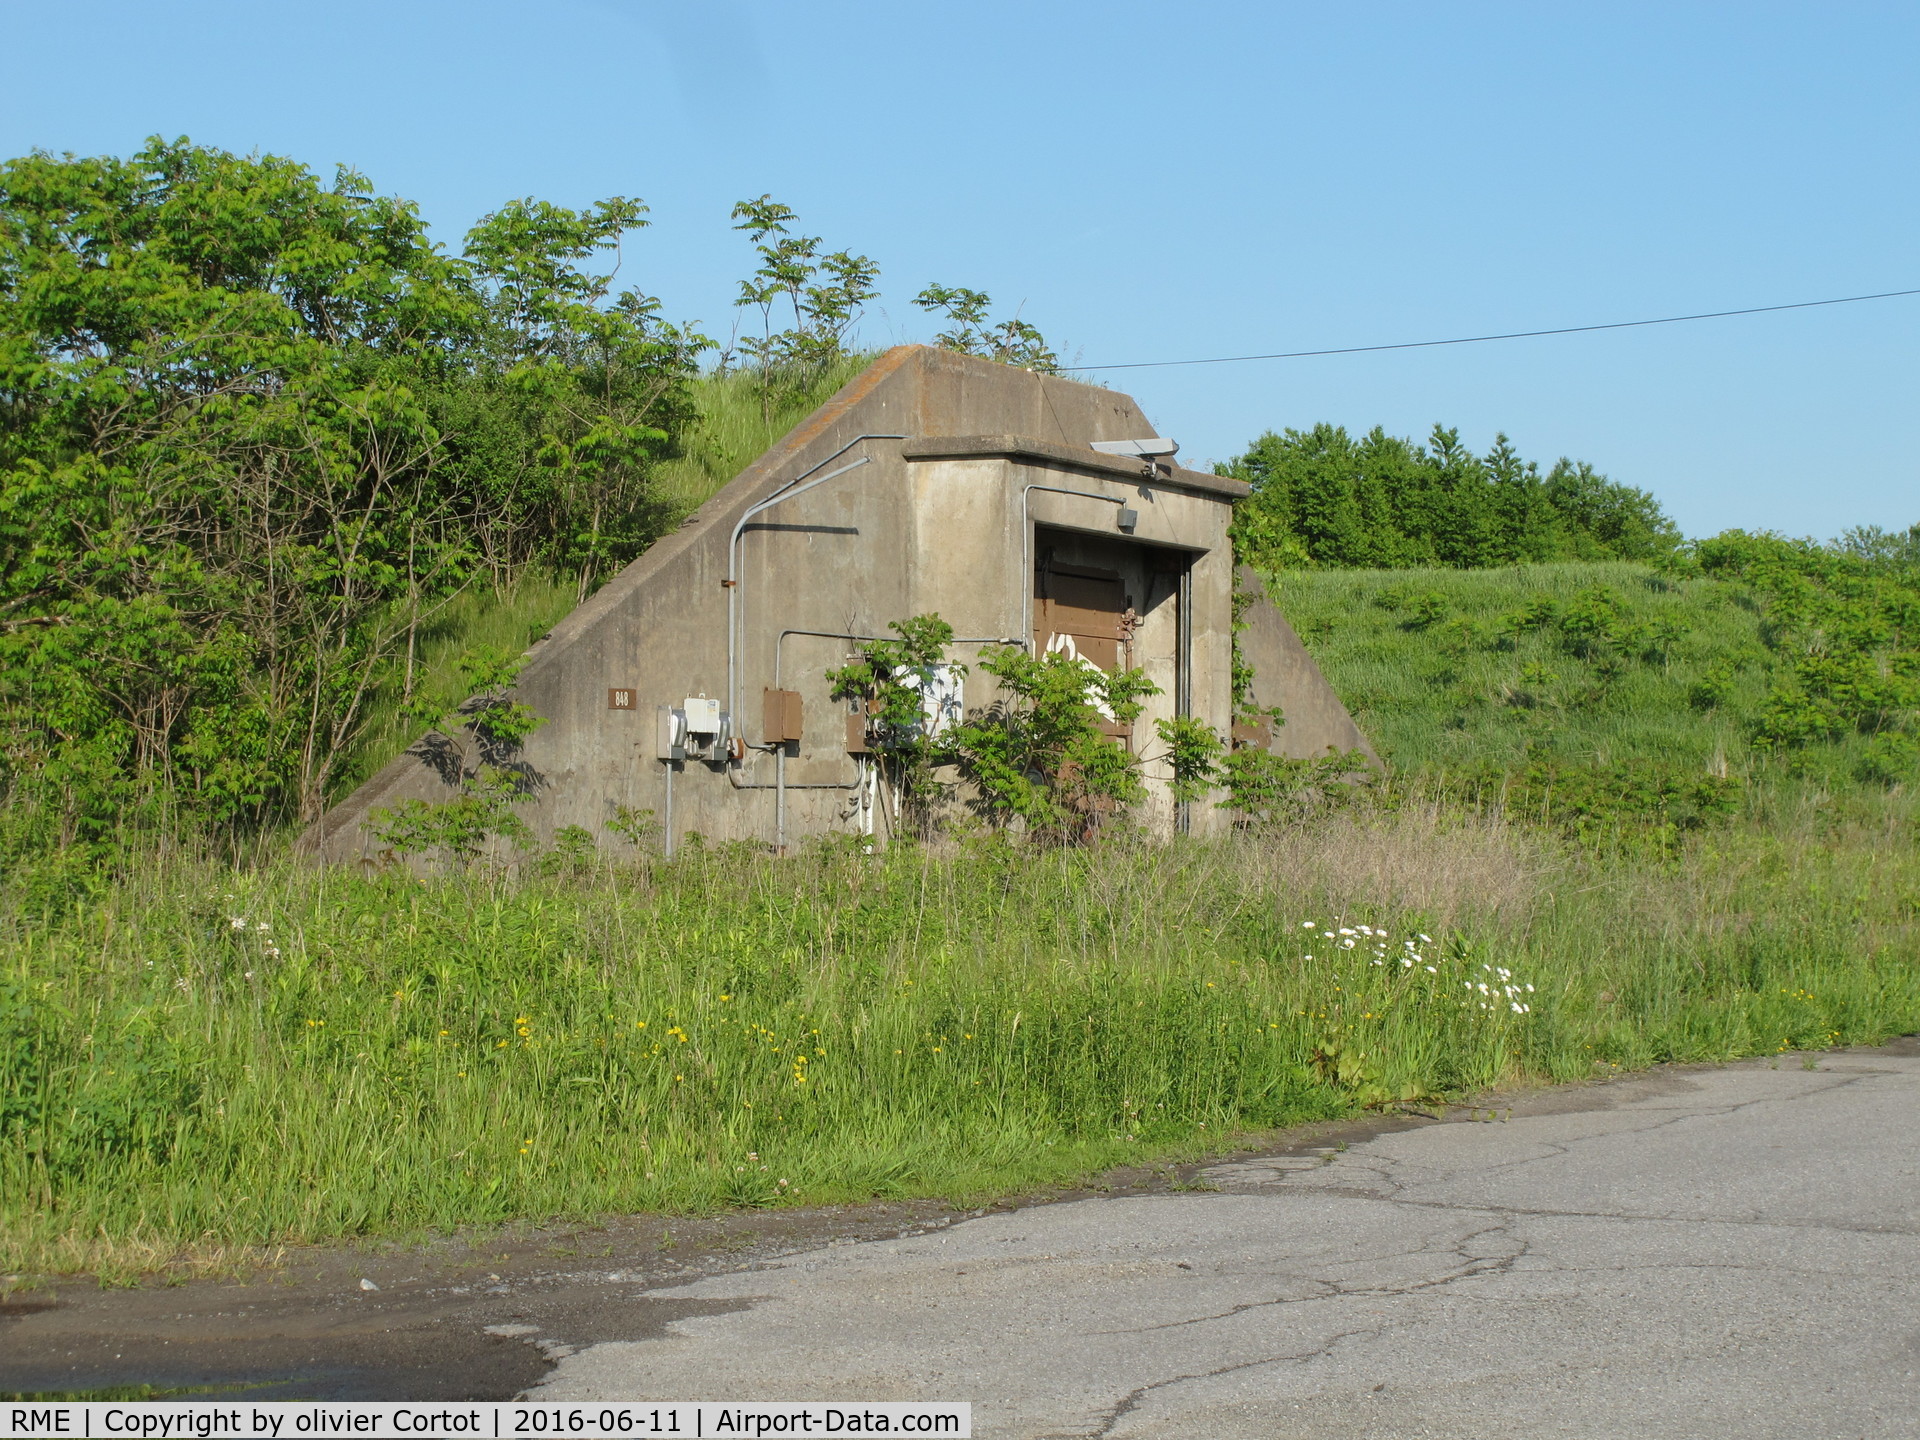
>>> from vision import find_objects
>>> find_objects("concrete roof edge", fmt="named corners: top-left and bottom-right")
top-left (900, 433), bottom-right (1251, 498)
top-left (518, 348), bottom-right (926, 673)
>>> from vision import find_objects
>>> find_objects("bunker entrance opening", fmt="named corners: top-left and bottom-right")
top-left (1031, 527), bottom-right (1194, 747)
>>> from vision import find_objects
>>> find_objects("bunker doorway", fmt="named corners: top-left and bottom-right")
top-left (1033, 530), bottom-right (1193, 748)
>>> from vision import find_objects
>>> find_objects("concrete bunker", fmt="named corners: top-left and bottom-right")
top-left (300, 346), bottom-right (1368, 863)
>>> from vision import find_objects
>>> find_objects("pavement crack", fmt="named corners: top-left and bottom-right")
top-left (1097, 1217), bottom-right (1528, 1336)
top-left (1062, 1326), bottom-right (1385, 1439)
top-left (1270, 1071), bottom-right (1888, 1198)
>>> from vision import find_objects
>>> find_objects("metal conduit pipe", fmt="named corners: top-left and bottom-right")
top-left (725, 434), bottom-right (907, 728)
top-left (1176, 565), bottom-right (1193, 836)
top-left (663, 757), bottom-right (675, 860)
top-left (1017, 483), bottom-right (1135, 651)
top-left (754, 629), bottom-right (1022, 853)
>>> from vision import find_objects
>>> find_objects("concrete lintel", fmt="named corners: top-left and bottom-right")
top-left (901, 434), bottom-right (1250, 499)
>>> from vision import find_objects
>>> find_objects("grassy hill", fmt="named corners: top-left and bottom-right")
top-left (1268, 558), bottom-right (1915, 838)
top-left (1272, 561), bottom-right (1754, 774)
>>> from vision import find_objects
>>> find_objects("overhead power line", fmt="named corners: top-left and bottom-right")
top-left (1066, 286), bottom-right (1920, 372)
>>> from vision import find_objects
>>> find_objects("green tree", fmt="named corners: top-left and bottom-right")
top-left (913, 284), bottom-right (1060, 372)
top-left (1224, 424), bottom-right (1679, 571)
top-left (724, 195), bottom-right (878, 411)
top-left (0, 138), bottom-right (698, 852)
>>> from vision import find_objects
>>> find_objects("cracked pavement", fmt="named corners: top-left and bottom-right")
top-left (534, 1043), bottom-right (1920, 1438)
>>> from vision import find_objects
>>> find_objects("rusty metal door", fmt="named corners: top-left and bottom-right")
top-left (1034, 559), bottom-right (1134, 743)
top-left (1033, 563), bottom-right (1129, 670)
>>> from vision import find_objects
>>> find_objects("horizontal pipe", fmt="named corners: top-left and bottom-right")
top-left (725, 434), bottom-right (908, 729)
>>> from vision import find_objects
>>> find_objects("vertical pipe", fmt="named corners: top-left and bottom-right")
top-left (1176, 563), bottom-right (1193, 717)
top-left (775, 746), bottom-right (786, 855)
top-left (1177, 563), bottom-right (1193, 836)
top-left (663, 759), bottom-right (675, 859)
top-left (727, 437), bottom-right (903, 727)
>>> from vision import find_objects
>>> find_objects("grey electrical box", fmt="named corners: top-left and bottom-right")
top-left (656, 704), bottom-right (687, 761)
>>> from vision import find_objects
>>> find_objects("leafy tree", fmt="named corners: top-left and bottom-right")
top-left (0, 137), bottom-right (699, 852)
top-left (947, 645), bottom-right (1158, 839)
top-left (1224, 424), bottom-right (1679, 571)
top-left (913, 284), bottom-right (1060, 372)
top-left (439, 195), bottom-right (707, 596)
top-left (724, 195), bottom-right (878, 412)
top-left (827, 614), bottom-right (961, 827)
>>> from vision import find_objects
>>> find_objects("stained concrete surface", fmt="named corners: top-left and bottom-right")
top-left (535, 1043), bottom-right (1920, 1438)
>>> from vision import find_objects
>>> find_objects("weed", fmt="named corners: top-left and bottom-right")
top-left (2, 813), bottom-right (1914, 1277)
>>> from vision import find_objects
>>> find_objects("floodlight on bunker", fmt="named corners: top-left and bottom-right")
top-left (1090, 438), bottom-right (1180, 458)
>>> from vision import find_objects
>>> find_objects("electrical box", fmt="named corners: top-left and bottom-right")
top-left (763, 688), bottom-right (803, 744)
top-left (1230, 719), bottom-right (1272, 750)
top-left (916, 663), bottom-right (964, 738)
top-left (683, 696), bottom-right (721, 735)
top-left (656, 705), bottom-right (687, 761)
top-left (845, 712), bottom-right (871, 754)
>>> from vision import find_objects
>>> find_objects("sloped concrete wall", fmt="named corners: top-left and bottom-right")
top-left (302, 348), bottom-right (1171, 864)
top-left (1235, 566), bottom-right (1377, 764)
top-left (298, 348), bottom-right (1374, 866)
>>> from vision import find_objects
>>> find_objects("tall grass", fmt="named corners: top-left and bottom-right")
top-left (6, 808), bottom-right (1916, 1278)
top-left (650, 356), bottom-right (873, 519)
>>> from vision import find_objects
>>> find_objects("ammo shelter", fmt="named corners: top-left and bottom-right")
top-left (302, 346), bottom-right (1367, 862)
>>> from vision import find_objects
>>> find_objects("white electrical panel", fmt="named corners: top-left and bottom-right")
top-left (683, 696), bottom-right (721, 734)
top-left (917, 664), bottom-right (965, 738)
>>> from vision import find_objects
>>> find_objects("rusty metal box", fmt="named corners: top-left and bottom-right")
top-left (845, 712), bottom-right (872, 754)
top-left (763, 688), bottom-right (803, 744)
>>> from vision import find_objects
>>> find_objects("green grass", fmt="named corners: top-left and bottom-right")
top-left (346, 576), bottom-right (582, 790)
top-left (1271, 561), bottom-right (1766, 775)
top-left (8, 451), bottom-right (1916, 1282)
top-left (5, 811), bottom-right (1916, 1278)
top-left (650, 356), bottom-right (872, 519)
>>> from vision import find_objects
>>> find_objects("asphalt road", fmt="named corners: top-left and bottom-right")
top-left (535, 1042), bottom-right (1920, 1439)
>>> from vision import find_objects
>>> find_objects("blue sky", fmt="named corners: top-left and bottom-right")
top-left (3, 1), bottom-right (1914, 539)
